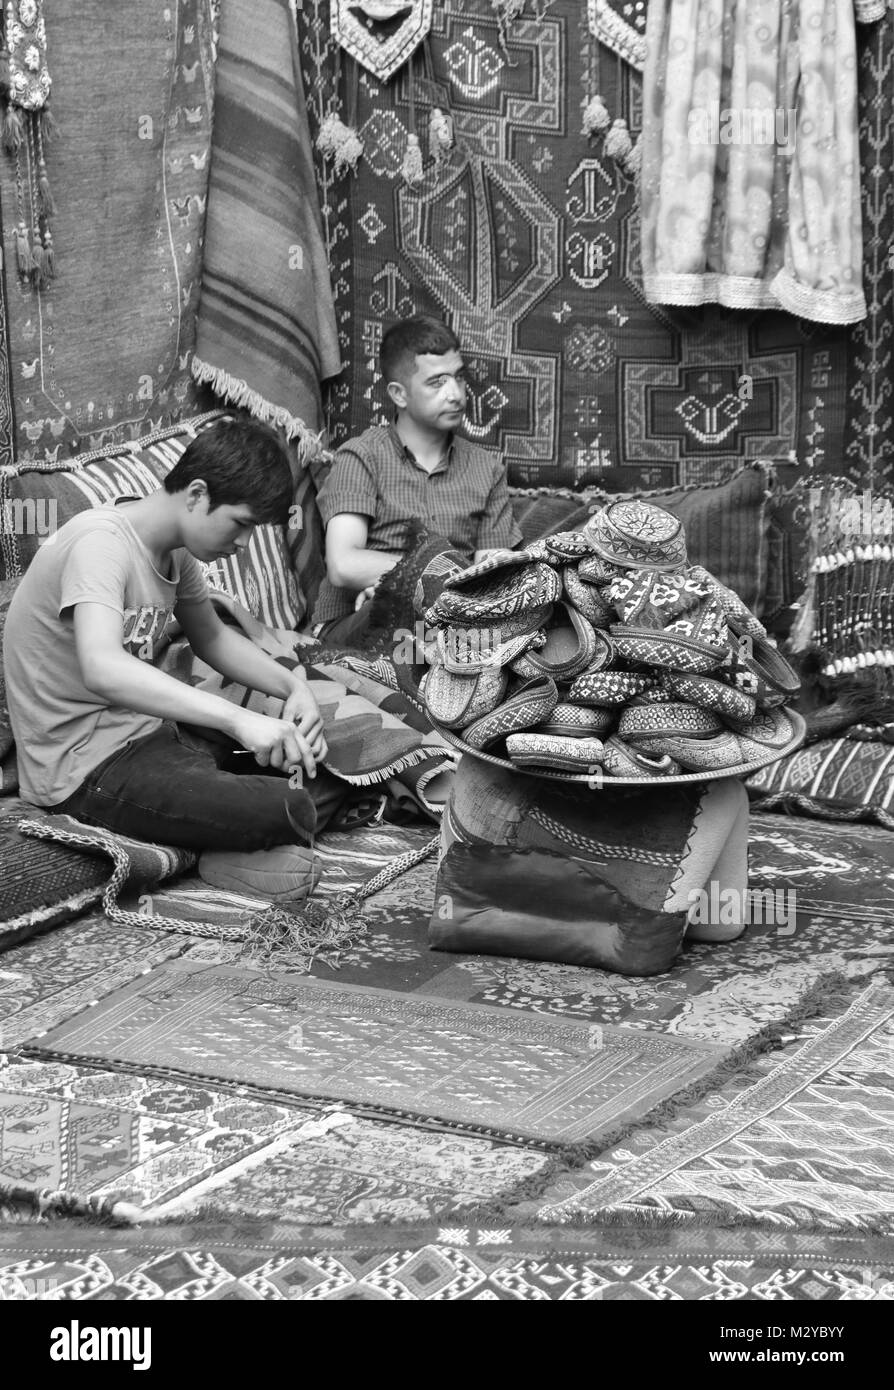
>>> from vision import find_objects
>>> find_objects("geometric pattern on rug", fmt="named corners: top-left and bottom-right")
top-left (148, 814), bottom-right (894, 1046)
top-left (2, 1224), bottom-right (893, 1301)
top-left (0, 1056), bottom-right (545, 1224)
top-left (533, 982), bottom-right (894, 1231)
top-left (22, 960), bottom-right (723, 1146)
top-left (0, 915), bottom-right (188, 1050)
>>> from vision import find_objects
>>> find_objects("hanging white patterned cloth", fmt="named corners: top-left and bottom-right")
top-left (638, 0), bottom-right (871, 325)
top-left (331, 0), bottom-right (433, 82)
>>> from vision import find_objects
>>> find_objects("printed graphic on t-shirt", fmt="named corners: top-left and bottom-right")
top-left (121, 605), bottom-right (172, 661)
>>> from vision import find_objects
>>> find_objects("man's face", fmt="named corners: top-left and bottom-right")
top-left (185, 494), bottom-right (259, 562)
top-left (393, 349), bottom-right (467, 430)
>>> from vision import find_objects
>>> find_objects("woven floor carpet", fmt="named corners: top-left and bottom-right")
top-left (146, 814), bottom-right (894, 1049)
top-left (1, 1220), bottom-right (891, 1302)
top-left (22, 959), bottom-right (723, 1147)
top-left (0, 1054), bottom-right (548, 1225)
top-left (528, 981), bottom-right (894, 1233)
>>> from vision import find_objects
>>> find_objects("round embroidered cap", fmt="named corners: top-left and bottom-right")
top-left (584, 498), bottom-right (688, 572)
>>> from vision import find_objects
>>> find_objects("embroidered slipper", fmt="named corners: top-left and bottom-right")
top-left (687, 564), bottom-right (766, 637)
top-left (605, 567), bottom-right (716, 630)
top-left (537, 703), bottom-right (616, 738)
top-left (505, 731), bottom-right (605, 773)
top-left (733, 707), bottom-right (798, 763)
top-left (568, 669), bottom-right (656, 706)
top-left (723, 616), bottom-right (801, 700)
top-left (461, 675), bottom-right (559, 750)
top-left (443, 548), bottom-right (532, 588)
top-left (421, 662), bottom-right (508, 730)
top-left (609, 626), bottom-right (727, 675)
top-left (426, 561), bottom-right (562, 626)
top-left (437, 626), bottom-right (544, 673)
top-left (624, 729), bottom-right (744, 772)
top-left (600, 737), bottom-right (682, 778)
top-left (544, 530), bottom-right (597, 560)
top-left (578, 554), bottom-right (623, 585)
top-left (584, 498), bottom-right (688, 572)
top-left (563, 565), bottom-right (614, 628)
top-left (509, 603), bottom-right (599, 682)
top-left (658, 672), bottom-right (756, 725)
top-left (618, 703), bottom-right (724, 739)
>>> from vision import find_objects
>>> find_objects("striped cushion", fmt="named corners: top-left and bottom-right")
top-left (748, 738), bottom-right (894, 820)
top-left (0, 412), bottom-right (303, 631)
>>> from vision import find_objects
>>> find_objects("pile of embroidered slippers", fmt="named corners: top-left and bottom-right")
top-left (419, 498), bottom-right (803, 778)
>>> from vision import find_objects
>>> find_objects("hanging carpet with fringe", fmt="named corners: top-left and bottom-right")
top-left (192, 0), bottom-right (342, 454)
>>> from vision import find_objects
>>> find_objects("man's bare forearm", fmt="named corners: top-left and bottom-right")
top-left (328, 547), bottom-right (400, 592)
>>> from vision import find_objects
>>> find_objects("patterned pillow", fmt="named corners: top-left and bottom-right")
top-left (510, 461), bottom-right (774, 617)
top-left (0, 578), bottom-right (19, 795)
top-left (748, 738), bottom-right (894, 826)
top-left (0, 412), bottom-right (303, 630)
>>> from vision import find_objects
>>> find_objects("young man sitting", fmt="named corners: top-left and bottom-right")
top-left (311, 315), bottom-right (523, 646)
top-left (3, 418), bottom-right (350, 903)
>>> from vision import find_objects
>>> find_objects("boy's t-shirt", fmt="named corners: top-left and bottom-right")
top-left (312, 424), bottom-right (523, 625)
top-left (2, 506), bottom-right (209, 806)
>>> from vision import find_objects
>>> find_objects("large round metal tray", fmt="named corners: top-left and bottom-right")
top-left (436, 709), bottom-right (806, 787)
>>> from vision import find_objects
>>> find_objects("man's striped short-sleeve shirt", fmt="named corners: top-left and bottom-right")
top-left (312, 424), bottom-right (522, 623)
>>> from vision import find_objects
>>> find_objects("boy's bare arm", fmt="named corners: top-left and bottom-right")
top-left (73, 603), bottom-right (319, 777)
top-left (325, 513), bottom-right (400, 591)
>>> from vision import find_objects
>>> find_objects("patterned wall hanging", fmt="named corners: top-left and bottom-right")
top-left (0, 0), bottom-right (58, 288)
top-left (586, 0), bottom-right (646, 71)
top-left (298, 0), bottom-right (881, 491)
top-left (331, 0), bottom-right (433, 82)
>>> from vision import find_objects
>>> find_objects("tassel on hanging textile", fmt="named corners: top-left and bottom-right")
top-left (3, 103), bottom-right (23, 152)
top-left (316, 111), bottom-right (364, 176)
top-left (491, 0), bottom-right (526, 61)
top-left (3, 0), bottom-right (58, 287)
top-left (401, 131), bottom-right (424, 186)
top-left (14, 218), bottom-right (34, 276)
top-left (604, 116), bottom-right (633, 162)
top-left (581, 94), bottom-right (611, 138)
top-left (428, 106), bottom-right (453, 166)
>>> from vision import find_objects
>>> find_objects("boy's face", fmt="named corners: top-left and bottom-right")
top-left (388, 349), bottom-right (467, 431)
top-left (183, 488), bottom-right (260, 562)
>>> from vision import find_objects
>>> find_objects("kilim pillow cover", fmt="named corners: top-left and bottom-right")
top-left (748, 737), bottom-right (894, 825)
top-left (0, 412), bottom-right (305, 630)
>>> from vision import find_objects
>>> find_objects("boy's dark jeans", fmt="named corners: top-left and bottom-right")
top-left (51, 721), bottom-right (348, 852)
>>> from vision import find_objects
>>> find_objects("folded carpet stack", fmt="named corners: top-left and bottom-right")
top-left (419, 498), bottom-right (802, 779)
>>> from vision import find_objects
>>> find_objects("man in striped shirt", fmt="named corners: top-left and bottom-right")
top-left (312, 316), bottom-right (522, 646)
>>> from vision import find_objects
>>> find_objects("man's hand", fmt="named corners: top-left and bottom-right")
top-left (281, 681), bottom-right (328, 764)
top-left (232, 709), bottom-right (320, 780)
top-left (354, 584), bottom-right (377, 612)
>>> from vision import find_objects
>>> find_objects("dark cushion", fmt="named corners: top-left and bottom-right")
top-left (511, 460), bottom-right (774, 616)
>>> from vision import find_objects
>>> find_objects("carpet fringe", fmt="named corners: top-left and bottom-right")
top-left (190, 356), bottom-right (325, 460)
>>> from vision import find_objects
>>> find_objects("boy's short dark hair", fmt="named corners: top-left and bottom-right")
top-left (164, 417), bottom-right (293, 524)
top-left (380, 315), bottom-right (461, 387)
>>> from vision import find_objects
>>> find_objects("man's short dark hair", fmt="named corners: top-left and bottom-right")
top-left (164, 417), bottom-right (294, 524)
top-left (380, 315), bottom-right (461, 387)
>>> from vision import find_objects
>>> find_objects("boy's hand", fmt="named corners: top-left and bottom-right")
top-left (355, 583), bottom-right (377, 612)
top-left (282, 681), bottom-right (328, 763)
top-left (232, 709), bottom-right (320, 780)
